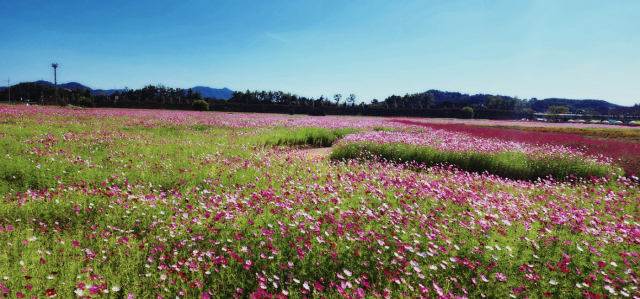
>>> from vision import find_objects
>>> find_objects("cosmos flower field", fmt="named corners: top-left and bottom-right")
top-left (0, 106), bottom-right (639, 299)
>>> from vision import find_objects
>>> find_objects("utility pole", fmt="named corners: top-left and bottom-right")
top-left (52, 63), bottom-right (58, 105)
top-left (7, 78), bottom-right (9, 104)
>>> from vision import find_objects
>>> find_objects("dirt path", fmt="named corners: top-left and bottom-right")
top-left (298, 147), bottom-right (332, 160)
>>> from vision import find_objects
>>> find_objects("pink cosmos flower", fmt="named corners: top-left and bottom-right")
top-left (89, 285), bottom-right (100, 294)
top-left (495, 273), bottom-right (507, 282)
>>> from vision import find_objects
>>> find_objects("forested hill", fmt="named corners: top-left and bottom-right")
top-left (0, 81), bottom-right (234, 99)
top-left (192, 86), bottom-right (235, 99)
top-left (0, 82), bottom-right (629, 113)
top-left (422, 89), bottom-right (621, 112)
top-left (528, 98), bottom-right (619, 112)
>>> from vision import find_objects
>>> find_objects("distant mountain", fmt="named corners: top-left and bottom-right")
top-left (34, 80), bottom-right (90, 91)
top-left (2, 81), bottom-right (234, 99)
top-left (90, 89), bottom-right (126, 96)
top-left (421, 89), bottom-right (622, 112)
top-left (529, 98), bottom-right (620, 113)
top-left (191, 86), bottom-right (234, 99)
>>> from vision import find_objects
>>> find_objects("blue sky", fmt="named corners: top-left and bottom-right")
top-left (1, 0), bottom-right (639, 105)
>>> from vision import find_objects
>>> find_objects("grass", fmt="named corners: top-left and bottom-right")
top-left (0, 107), bottom-right (638, 298)
top-left (393, 119), bottom-right (640, 177)
top-left (261, 127), bottom-right (358, 147)
top-left (329, 141), bottom-right (618, 182)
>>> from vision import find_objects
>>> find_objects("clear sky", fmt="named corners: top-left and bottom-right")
top-left (1, 0), bottom-right (639, 106)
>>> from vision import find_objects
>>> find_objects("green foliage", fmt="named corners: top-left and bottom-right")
top-left (57, 98), bottom-right (68, 107)
top-left (308, 108), bottom-right (326, 116)
top-left (262, 127), bottom-right (358, 147)
top-left (192, 99), bottom-right (209, 111)
top-left (548, 105), bottom-right (569, 115)
top-left (329, 142), bottom-right (617, 182)
top-left (461, 106), bottom-right (474, 119)
top-left (78, 97), bottom-right (94, 107)
top-left (547, 105), bottom-right (569, 121)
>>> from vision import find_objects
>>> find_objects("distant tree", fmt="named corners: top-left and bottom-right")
top-left (231, 91), bottom-right (243, 103)
top-left (333, 94), bottom-right (342, 107)
top-left (461, 106), bottom-right (474, 119)
top-left (346, 94), bottom-right (356, 107)
top-left (241, 90), bottom-right (252, 104)
top-left (547, 105), bottom-right (569, 121)
top-left (192, 99), bottom-right (209, 111)
top-left (78, 97), bottom-right (94, 108)
top-left (194, 91), bottom-right (203, 101)
top-left (371, 99), bottom-right (379, 106)
top-left (424, 93), bottom-right (434, 109)
top-left (281, 93), bottom-right (293, 106)
top-left (308, 108), bottom-right (325, 116)
top-left (512, 97), bottom-right (526, 111)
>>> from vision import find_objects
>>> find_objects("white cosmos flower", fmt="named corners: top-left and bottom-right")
top-left (549, 280), bottom-right (558, 285)
top-left (620, 290), bottom-right (629, 297)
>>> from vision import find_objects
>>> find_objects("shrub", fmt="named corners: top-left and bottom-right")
top-left (330, 141), bottom-right (617, 182)
top-left (308, 108), bottom-right (326, 116)
top-left (461, 106), bottom-right (474, 119)
top-left (78, 97), bottom-right (94, 108)
top-left (192, 100), bottom-right (209, 111)
top-left (262, 128), bottom-right (358, 147)
top-left (57, 98), bottom-right (68, 107)
top-left (288, 108), bottom-right (295, 115)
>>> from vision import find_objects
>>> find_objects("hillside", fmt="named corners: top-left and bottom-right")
top-left (0, 81), bottom-right (234, 99)
top-left (191, 86), bottom-right (234, 99)
top-left (421, 89), bottom-right (621, 112)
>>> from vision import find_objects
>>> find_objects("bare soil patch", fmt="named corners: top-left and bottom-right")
top-left (298, 147), bottom-right (332, 160)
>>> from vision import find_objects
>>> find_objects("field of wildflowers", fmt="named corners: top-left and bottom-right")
top-left (329, 130), bottom-right (617, 182)
top-left (393, 119), bottom-right (640, 177)
top-left (0, 106), bottom-right (639, 299)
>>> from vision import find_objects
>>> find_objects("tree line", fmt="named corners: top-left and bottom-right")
top-left (228, 90), bottom-right (359, 108)
top-left (2, 82), bottom-right (638, 118)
